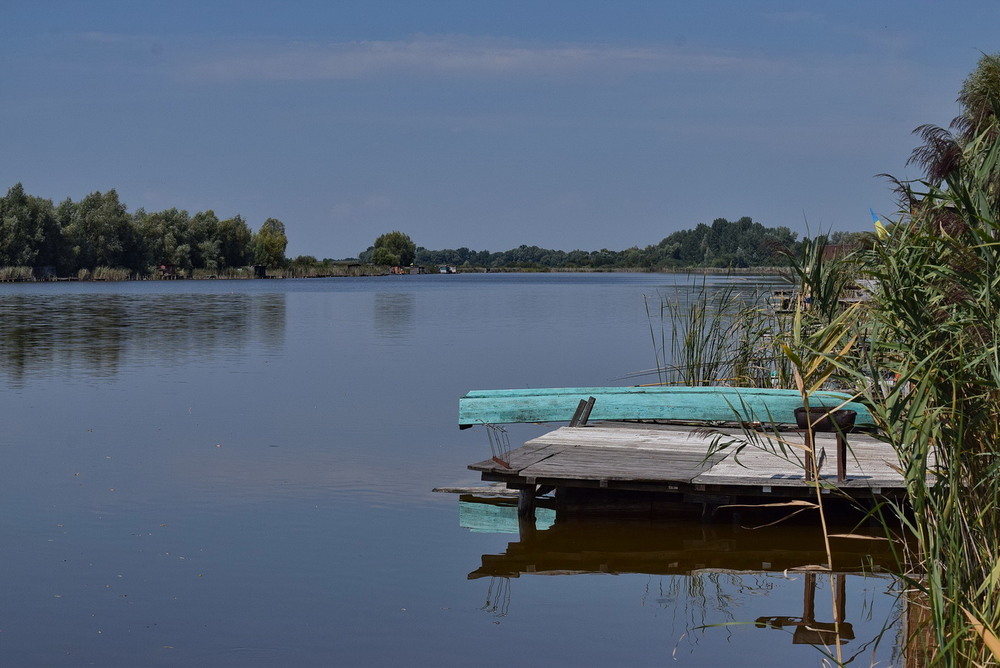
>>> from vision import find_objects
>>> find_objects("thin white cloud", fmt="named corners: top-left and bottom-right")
top-left (184, 36), bottom-right (775, 82)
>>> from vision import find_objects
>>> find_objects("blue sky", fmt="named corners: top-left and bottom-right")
top-left (2, 1), bottom-right (997, 259)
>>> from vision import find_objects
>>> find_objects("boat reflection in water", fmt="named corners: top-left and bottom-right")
top-left (460, 496), bottom-right (905, 659)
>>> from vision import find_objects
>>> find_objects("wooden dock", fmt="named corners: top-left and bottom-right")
top-left (469, 422), bottom-right (910, 516)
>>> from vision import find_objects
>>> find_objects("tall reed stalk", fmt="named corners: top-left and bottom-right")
top-left (838, 125), bottom-right (1000, 665)
top-left (643, 280), bottom-right (793, 387)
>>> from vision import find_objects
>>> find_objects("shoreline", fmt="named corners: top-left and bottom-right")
top-left (0, 265), bottom-right (790, 283)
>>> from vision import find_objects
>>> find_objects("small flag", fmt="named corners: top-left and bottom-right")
top-left (870, 208), bottom-right (888, 239)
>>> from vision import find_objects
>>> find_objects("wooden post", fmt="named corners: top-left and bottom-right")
top-left (802, 572), bottom-right (816, 621)
top-left (834, 573), bottom-right (847, 624)
top-left (569, 397), bottom-right (597, 427)
top-left (517, 513), bottom-right (537, 541)
top-left (517, 486), bottom-right (536, 519)
top-left (836, 432), bottom-right (847, 482)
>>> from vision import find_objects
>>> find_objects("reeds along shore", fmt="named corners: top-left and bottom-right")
top-left (645, 184), bottom-right (1000, 663)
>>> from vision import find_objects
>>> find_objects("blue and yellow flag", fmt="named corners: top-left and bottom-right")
top-left (870, 208), bottom-right (888, 239)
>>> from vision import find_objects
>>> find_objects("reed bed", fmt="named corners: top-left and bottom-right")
top-left (643, 281), bottom-right (794, 388)
top-left (648, 200), bottom-right (1000, 663)
top-left (841, 127), bottom-right (1000, 666)
top-left (0, 266), bottom-right (34, 281)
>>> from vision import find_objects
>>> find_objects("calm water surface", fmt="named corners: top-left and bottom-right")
top-left (0, 274), bottom-right (905, 666)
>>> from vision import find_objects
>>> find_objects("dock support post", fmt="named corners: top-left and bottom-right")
top-left (517, 486), bottom-right (537, 519)
top-left (836, 433), bottom-right (847, 482)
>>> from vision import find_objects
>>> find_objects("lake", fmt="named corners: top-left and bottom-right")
top-left (0, 273), bottom-right (906, 666)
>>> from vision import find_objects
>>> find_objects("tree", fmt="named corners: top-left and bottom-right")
top-left (898, 53), bottom-right (1000, 242)
top-left (188, 210), bottom-right (220, 270)
top-left (253, 218), bottom-right (288, 268)
top-left (64, 189), bottom-right (138, 271)
top-left (217, 214), bottom-right (253, 268)
top-left (370, 231), bottom-right (416, 266)
top-left (370, 246), bottom-right (400, 265)
top-left (0, 183), bottom-right (64, 270)
top-left (135, 208), bottom-right (190, 270)
top-left (909, 53), bottom-right (1000, 188)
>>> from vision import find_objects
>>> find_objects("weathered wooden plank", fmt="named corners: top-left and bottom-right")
top-left (459, 386), bottom-right (872, 427)
top-left (690, 430), bottom-right (905, 489)
top-left (525, 424), bottom-right (715, 452)
top-left (468, 442), bottom-right (576, 474)
top-left (520, 447), bottom-right (726, 483)
top-left (467, 422), bottom-right (914, 501)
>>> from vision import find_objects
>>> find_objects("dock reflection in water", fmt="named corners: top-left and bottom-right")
top-left (462, 497), bottom-right (902, 657)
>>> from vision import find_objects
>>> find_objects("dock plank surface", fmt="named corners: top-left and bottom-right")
top-left (470, 422), bottom-right (911, 500)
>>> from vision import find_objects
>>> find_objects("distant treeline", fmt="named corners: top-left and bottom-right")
top-left (416, 217), bottom-right (812, 270)
top-left (0, 183), bottom-right (287, 278)
top-left (2, 182), bottom-right (869, 278)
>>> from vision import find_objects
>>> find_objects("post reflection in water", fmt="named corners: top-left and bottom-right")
top-left (464, 497), bottom-right (903, 657)
top-left (373, 292), bottom-right (414, 340)
top-left (0, 292), bottom-right (286, 384)
top-left (755, 572), bottom-right (853, 645)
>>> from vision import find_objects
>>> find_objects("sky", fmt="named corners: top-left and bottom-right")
top-left (2, 1), bottom-right (998, 259)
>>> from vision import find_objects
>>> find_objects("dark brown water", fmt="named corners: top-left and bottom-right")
top-left (0, 274), bottom-right (905, 666)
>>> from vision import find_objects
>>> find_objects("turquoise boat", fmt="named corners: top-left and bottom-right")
top-left (458, 386), bottom-right (873, 428)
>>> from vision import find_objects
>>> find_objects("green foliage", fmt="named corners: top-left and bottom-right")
top-left (371, 230), bottom-right (416, 266)
top-left (253, 218), bottom-right (288, 268)
top-left (644, 282), bottom-right (792, 387)
top-left (411, 217), bottom-right (798, 270)
top-left (852, 123), bottom-right (1000, 665)
top-left (0, 184), bottom-right (285, 278)
top-left (784, 235), bottom-right (856, 324)
top-left (645, 56), bottom-right (1000, 663)
top-left (0, 183), bottom-right (64, 271)
top-left (370, 246), bottom-right (400, 266)
top-left (217, 215), bottom-right (253, 268)
top-left (910, 52), bottom-right (1000, 190)
top-left (957, 53), bottom-right (1000, 144)
top-left (64, 189), bottom-right (137, 271)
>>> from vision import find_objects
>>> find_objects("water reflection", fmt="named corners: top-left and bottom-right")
top-left (0, 292), bottom-right (285, 384)
top-left (756, 572), bottom-right (853, 645)
top-left (465, 502), bottom-right (904, 660)
top-left (373, 292), bottom-right (414, 340)
top-left (467, 510), bottom-right (895, 578)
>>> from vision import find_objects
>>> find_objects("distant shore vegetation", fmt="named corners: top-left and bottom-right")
top-left (0, 182), bottom-right (872, 280)
top-left (365, 218), bottom-right (873, 272)
top-left (0, 184), bottom-right (294, 279)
